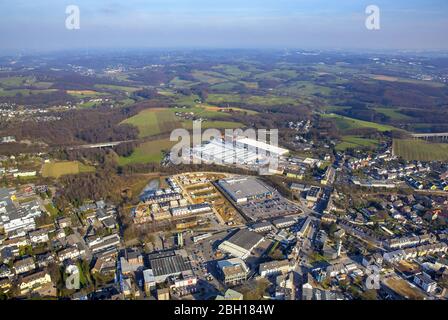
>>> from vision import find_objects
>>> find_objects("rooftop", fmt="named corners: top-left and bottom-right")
top-left (224, 229), bottom-right (264, 251)
top-left (218, 177), bottom-right (273, 201)
top-left (149, 250), bottom-right (191, 277)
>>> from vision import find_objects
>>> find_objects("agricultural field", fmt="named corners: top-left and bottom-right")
top-left (0, 88), bottom-right (58, 97)
top-left (183, 120), bottom-right (243, 130)
top-left (373, 107), bottom-right (413, 121)
top-left (253, 69), bottom-right (298, 80)
top-left (393, 139), bottom-right (448, 161)
top-left (169, 77), bottom-right (198, 88)
top-left (120, 108), bottom-right (179, 138)
top-left (278, 81), bottom-right (333, 96)
top-left (211, 64), bottom-right (252, 78)
top-left (41, 161), bottom-right (95, 178)
top-left (0, 76), bottom-right (53, 89)
top-left (121, 104), bottom-right (247, 138)
top-left (118, 139), bottom-right (176, 165)
top-left (66, 90), bottom-right (107, 98)
top-left (323, 114), bottom-right (398, 132)
top-left (207, 93), bottom-right (298, 106)
top-left (335, 136), bottom-right (380, 151)
top-left (94, 84), bottom-right (141, 93)
top-left (192, 70), bottom-right (228, 84)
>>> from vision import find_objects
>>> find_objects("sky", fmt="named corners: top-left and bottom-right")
top-left (0, 0), bottom-right (447, 53)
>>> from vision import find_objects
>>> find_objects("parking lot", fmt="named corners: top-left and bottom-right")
top-left (239, 192), bottom-right (300, 222)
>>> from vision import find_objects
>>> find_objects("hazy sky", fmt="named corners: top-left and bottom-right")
top-left (0, 0), bottom-right (447, 53)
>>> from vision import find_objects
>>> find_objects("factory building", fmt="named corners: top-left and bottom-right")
top-left (148, 250), bottom-right (193, 283)
top-left (218, 229), bottom-right (264, 259)
top-left (217, 177), bottom-right (273, 204)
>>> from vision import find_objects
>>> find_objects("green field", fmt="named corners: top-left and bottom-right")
top-left (279, 81), bottom-right (333, 96)
top-left (207, 93), bottom-right (298, 106)
top-left (66, 90), bottom-right (107, 98)
top-left (94, 84), bottom-right (140, 93)
top-left (192, 70), bottom-right (228, 84)
top-left (211, 65), bottom-right (252, 79)
top-left (393, 139), bottom-right (448, 161)
top-left (169, 77), bottom-right (199, 88)
top-left (253, 69), bottom-right (298, 80)
top-left (118, 139), bottom-right (176, 165)
top-left (336, 136), bottom-right (380, 151)
top-left (0, 88), bottom-right (57, 97)
top-left (121, 105), bottom-right (246, 138)
top-left (121, 108), bottom-right (179, 138)
top-left (323, 114), bottom-right (398, 132)
top-left (183, 120), bottom-right (243, 130)
top-left (41, 161), bottom-right (95, 178)
top-left (373, 107), bottom-right (413, 121)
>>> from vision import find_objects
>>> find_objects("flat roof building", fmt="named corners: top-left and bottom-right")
top-left (217, 177), bottom-right (273, 204)
top-left (259, 259), bottom-right (293, 278)
top-left (272, 217), bottom-right (296, 229)
top-left (250, 221), bottom-right (273, 233)
top-left (148, 250), bottom-right (192, 283)
top-left (217, 258), bottom-right (249, 286)
top-left (306, 186), bottom-right (321, 202)
top-left (218, 229), bottom-right (264, 259)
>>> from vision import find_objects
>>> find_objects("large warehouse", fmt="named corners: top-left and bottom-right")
top-left (148, 250), bottom-right (193, 283)
top-left (217, 176), bottom-right (273, 204)
top-left (190, 136), bottom-right (289, 171)
top-left (218, 229), bottom-right (264, 259)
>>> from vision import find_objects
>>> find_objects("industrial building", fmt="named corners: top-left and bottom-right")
top-left (218, 229), bottom-right (264, 259)
top-left (217, 177), bottom-right (273, 204)
top-left (148, 250), bottom-right (193, 283)
top-left (235, 137), bottom-right (289, 157)
top-left (192, 137), bottom-right (288, 165)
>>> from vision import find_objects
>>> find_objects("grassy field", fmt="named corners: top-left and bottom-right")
top-left (0, 89), bottom-right (57, 97)
top-left (192, 70), bottom-right (228, 84)
top-left (169, 77), bottom-right (199, 88)
top-left (279, 81), bottom-right (333, 96)
top-left (94, 84), bottom-right (140, 93)
top-left (336, 136), bottom-right (380, 151)
top-left (393, 139), bottom-right (448, 161)
top-left (121, 105), bottom-right (247, 138)
top-left (121, 108), bottom-right (180, 138)
top-left (373, 107), bottom-right (413, 121)
top-left (66, 90), bottom-right (107, 98)
top-left (253, 69), bottom-right (298, 80)
top-left (211, 65), bottom-right (252, 79)
top-left (207, 93), bottom-right (298, 106)
top-left (41, 161), bottom-right (95, 178)
top-left (183, 120), bottom-right (244, 130)
top-left (118, 139), bottom-right (176, 165)
top-left (323, 114), bottom-right (398, 132)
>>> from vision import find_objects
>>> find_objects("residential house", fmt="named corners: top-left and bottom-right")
top-left (13, 257), bottom-right (36, 274)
